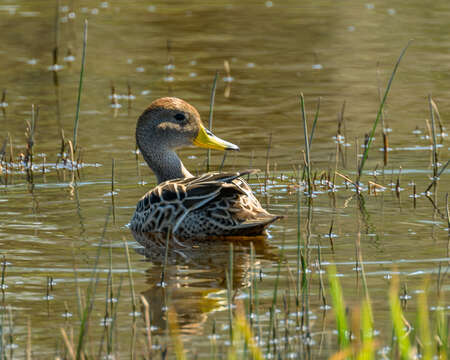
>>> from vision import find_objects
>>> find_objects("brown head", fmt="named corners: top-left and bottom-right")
top-left (136, 97), bottom-right (239, 183)
top-left (136, 97), bottom-right (239, 152)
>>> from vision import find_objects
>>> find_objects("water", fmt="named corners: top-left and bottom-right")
top-left (0, 0), bottom-right (449, 358)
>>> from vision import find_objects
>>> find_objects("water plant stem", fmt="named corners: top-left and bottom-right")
top-left (309, 97), bottom-right (320, 150)
top-left (428, 94), bottom-right (438, 179)
top-left (389, 275), bottom-right (412, 360)
top-left (161, 227), bottom-right (171, 287)
top-left (73, 19), bottom-right (88, 152)
top-left (264, 133), bottom-right (272, 193)
top-left (122, 237), bottom-right (137, 318)
top-left (300, 93), bottom-right (312, 194)
top-left (357, 40), bottom-right (412, 184)
top-left (328, 266), bottom-right (350, 349)
top-left (226, 243), bottom-right (234, 343)
top-left (206, 71), bottom-right (218, 172)
top-left (75, 207), bottom-right (110, 360)
top-left (111, 158), bottom-right (116, 223)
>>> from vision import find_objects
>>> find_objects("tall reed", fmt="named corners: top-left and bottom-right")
top-left (75, 207), bottom-right (110, 360)
top-left (206, 71), bottom-right (219, 172)
top-left (300, 93), bottom-right (312, 194)
top-left (357, 40), bottom-right (412, 185)
top-left (73, 20), bottom-right (88, 152)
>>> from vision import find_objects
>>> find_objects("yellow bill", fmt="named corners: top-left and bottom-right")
top-left (193, 124), bottom-right (239, 151)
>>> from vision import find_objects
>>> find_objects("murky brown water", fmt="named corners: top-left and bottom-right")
top-left (0, 0), bottom-right (449, 358)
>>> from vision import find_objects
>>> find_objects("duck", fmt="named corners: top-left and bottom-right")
top-left (130, 97), bottom-right (281, 239)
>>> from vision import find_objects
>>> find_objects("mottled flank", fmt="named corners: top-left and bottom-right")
top-left (130, 170), bottom-right (282, 239)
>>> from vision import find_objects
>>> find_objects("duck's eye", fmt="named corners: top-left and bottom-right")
top-left (174, 113), bottom-right (186, 121)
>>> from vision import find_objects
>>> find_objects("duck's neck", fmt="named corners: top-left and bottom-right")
top-left (139, 143), bottom-right (193, 184)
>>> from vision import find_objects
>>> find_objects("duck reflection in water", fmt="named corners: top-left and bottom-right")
top-left (132, 231), bottom-right (277, 335)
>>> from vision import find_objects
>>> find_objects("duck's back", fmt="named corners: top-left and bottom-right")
top-left (130, 170), bottom-right (281, 239)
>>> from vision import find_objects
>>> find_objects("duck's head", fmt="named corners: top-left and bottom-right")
top-left (136, 97), bottom-right (239, 152)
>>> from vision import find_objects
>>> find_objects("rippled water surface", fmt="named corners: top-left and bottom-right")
top-left (0, 0), bottom-right (449, 358)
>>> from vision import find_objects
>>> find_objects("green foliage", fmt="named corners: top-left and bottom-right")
top-left (357, 299), bottom-right (375, 360)
top-left (328, 266), bottom-right (350, 349)
top-left (389, 276), bottom-right (412, 360)
top-left (435, 303), bottom-right (448, 360)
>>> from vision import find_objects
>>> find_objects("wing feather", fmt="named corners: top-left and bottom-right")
top-left (132, 169), bottom-right (277, 236)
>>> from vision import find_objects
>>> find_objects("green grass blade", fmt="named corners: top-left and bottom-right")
top-left (123, 237), bottom-right (137, 317)
top-left (266, 257), bottom-right (281, 354)
top-left (73, 19), bottom-right (88, 151)
top-left (75, 206), bottom-right (110, 359)
top-left (308, 97), bottom-right (321, 150)
top-left (226, 243), bottom-right (234, 343)
top-left (296, 188), bottom-right (301, 320)
top-left (358, 299), bottom-right (375, 360)
top-left (389, 275), bottom-right (411, 360)
top-left (108, 275), bottom-right (124, 357)
top-left (206, 71), bottom-right (219, 172)
top-left (436, 301), bottom-right (448, 360)
top-left (428, 95), bottom-right (438, 178)
top-left (357, 40), bottom-right (412, 183)
top-left (417, 281), bottom-right (432, 360)
top-left (300, 93), bottom-right (312, 193)
top-left (328, 266), bottom-right (350, 349)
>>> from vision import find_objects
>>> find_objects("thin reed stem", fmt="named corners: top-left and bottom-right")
top-left (108, 275), bottom-right (123, 357)
top-left (161, 227), bottom-right (171, 287)
top-left (111, 158), bottom-right (116, 223)
top-left (428, 94), bottom-right (438, 178)
top-left (1, 256), bottom-right (6, 291)
top-left (123, 237), bottom-right (137, 317)
top-left (424, 160), bottom-right (449, 193)
top-left (140, 295), bottom-right (152, 356)
top-left (357, 40), bottom-right (412, 184)
top-left (75, 207), bottom-right (110, 359)
top-left (218, 148), bottom-right (228, 172)
top-left (264, 133), bottom-right (272, 193)
top-left (300, 93), bottom-right (312, 193)
top-left (206, 71), bottom-right (219, 172)
top-left (226, 243), bottom-right (234, 343)
top-left (73, 19), bottom-right (88, 151)
top-left (308, 97), bottom-right (321, 150)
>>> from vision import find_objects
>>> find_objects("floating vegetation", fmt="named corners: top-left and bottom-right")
top-left (0, 123), bottom-right (101, 186)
